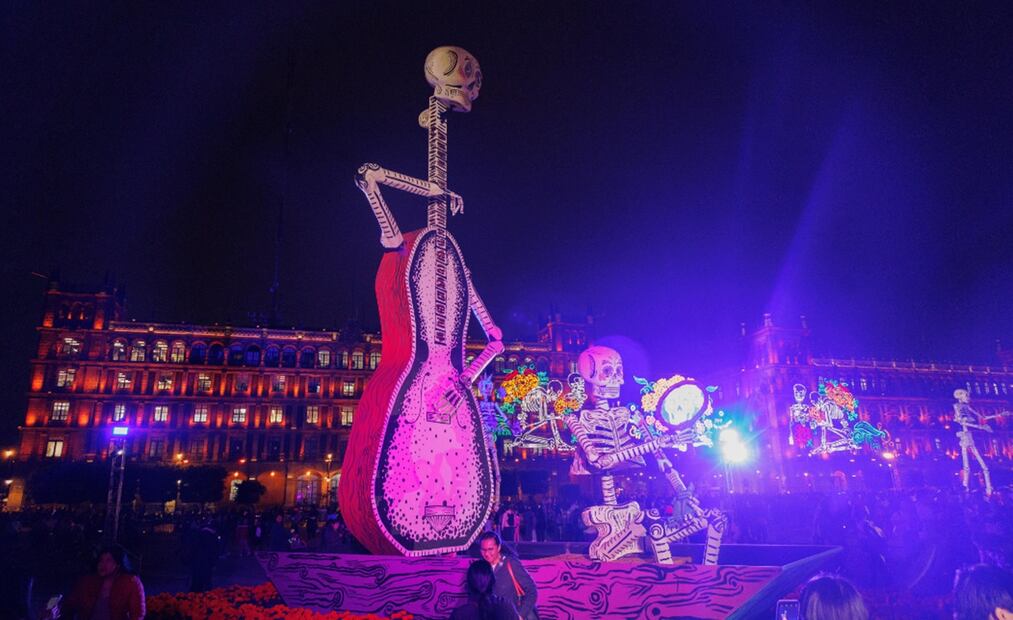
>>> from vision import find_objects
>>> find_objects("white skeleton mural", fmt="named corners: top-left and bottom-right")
top-left (952, 389), bottom-right (1010, 496)
top-left (789, 381), bottom-right (887, 456)
top-left (566, 346), bottom-right (726, 565)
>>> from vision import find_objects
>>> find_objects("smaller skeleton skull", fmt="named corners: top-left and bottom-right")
top-left (425, 46), bottom-right (482, 113)
top-left (953, 389), bottom-right (970, 403)
top-left (578, 345), bottom-right (624, 402)
top-left (793, 384), bottom-right (807, 404)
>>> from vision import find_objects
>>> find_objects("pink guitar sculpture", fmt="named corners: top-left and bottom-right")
top-left (339, 47), bottom-right (504, 556)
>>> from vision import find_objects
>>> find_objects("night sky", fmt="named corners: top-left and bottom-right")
top-left (3, 2), bottom-right (1012, 440)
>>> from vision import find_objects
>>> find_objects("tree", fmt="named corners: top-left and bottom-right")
top-left (234, 479), bottom-right (267, 505)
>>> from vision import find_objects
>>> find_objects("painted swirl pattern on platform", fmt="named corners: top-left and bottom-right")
top-left (259, 552), bottom-right (781, 619)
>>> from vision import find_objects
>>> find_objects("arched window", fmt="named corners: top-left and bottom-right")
top-left (207, 344), bottom-right (225, 365)
top-left (351, 351), bottom-right (364, 370)
top-left (317, 348), bottom-right (332, 368)
top-left (170, 341), bottom-right (186, 363)
top-left (111, 340), bottom-right (127, 361)
top-left (281, 347), bottom-right (297, 368)
top-left (535, 357), bottom-right (549, 374)
top-left (507, 355), bottom-right (519, 369)
top-left (189, 342), bottom-right (207, 364)
top-left (152, 341), bottom-right (169, 363)
top-left (368, 351), bottom-right (381, 369)
top-left (228, 344), bottom-right (244, 366)
top-left (494, 357), bottom-right (505, 373)
top-left (130, 340), bottom-right (146, 362)
top-left (299, 348), bottom-right (316, 369)
top-left (264, 346), bottom-right (280, 367)
top-left (245, 345), bottom-right (261, 367)
top-left (337, 350), bottom-right (348, 369)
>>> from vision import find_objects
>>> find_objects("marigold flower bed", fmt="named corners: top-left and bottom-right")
top-left (147, 582), bottom-right (413, 620)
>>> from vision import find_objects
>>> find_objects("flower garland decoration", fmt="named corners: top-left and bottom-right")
top-left (819, 380), bottom-right (859, 421)
top-left (631, 374), bottom-right (721, 444)
top-left (497, 365), bottom-right (546, 415)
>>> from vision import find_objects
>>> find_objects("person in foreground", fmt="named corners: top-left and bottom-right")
top-left (450, 560), bottom-right (518, 620)
top-left (478, 531), bottom-right (538, 620)
top-left (58, 544), bottom-right (145, 619)
top-left (953, 564), bottom-right (1013, 620)
top-left (798, 573), bottom-right (868, 620)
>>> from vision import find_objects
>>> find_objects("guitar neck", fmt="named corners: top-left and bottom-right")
top-left (426, 97), bottom-right (448, 229)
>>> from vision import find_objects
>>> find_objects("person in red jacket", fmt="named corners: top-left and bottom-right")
top-left (59, 544), bottom-right (145, 620)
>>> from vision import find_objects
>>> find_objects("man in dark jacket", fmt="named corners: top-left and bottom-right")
top-left (479, 531), bottom-right (538, 620)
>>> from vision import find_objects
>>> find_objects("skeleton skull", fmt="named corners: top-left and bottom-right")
top-left (578, 345), bottom-right (624, 401)
top-left (425, 46), bottom-right (482, 113)
top-left (793, 384), bottom-right (807, 404)
top-left (953, 389), bottom-right (970, 403)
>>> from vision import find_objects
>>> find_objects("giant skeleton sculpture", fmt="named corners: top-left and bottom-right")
top-left (340, 47), bottom-right (504, 556)
top-left (952, 389), bottom-right (1010, 496)
top-left (566, 345), bottom-right (726, 564)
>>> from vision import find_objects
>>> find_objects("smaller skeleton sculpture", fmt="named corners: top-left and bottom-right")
top-left (567, 346), bottom-right (724, 564)
top-left (952, 389), bottom-right (1010, 496)
top-left (502, 370), bottom-right (583, 454)
top-left (790, 382), bottom-right (886, 456)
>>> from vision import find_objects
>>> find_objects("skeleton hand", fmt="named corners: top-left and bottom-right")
top-left (599, 453), bottom-right (619, 469)
top-left (447, 191), bottom-right (464, 215)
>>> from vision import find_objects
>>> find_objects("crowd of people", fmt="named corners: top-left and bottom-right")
top-left (1, 484), bottom-right (1012, 618)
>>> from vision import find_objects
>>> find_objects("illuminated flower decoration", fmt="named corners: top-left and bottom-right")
top-left (501, 366), bottom-right (544, 405)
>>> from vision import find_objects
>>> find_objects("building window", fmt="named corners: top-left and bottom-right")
top-left (152, 341), bottom-right (168, 362)
top-left (196, 373), bottom-right (212, 393)
top-left (306, 406), bottom-right (320, 425)
top-left (351, 351), bottom-right (364, 370)
top-left (51, 401), bottom-right (70, 422)
top-left (228, 344), bottom-right (244, 366)
top-left (46, 439), bottom-right (65, 458)
top-left (272, 375), bottom-right (286, 393)
top-left (170, 342), bottom-right (186, 363)
top-left (153, 405), bottom-right (169, 423)
top-left (156, 374), bottom-right (174, 392)
top-left (295, 477), bottom-right (320, 506)
top-left (111, 340), bottom-right (127, 361)
top-left (245, 346), bottom-right (261, 367)
top-left (130, 340), bottom-right (146, 362)
top-left (113, 404), bottom-right (127, 422)
top-left (296, 348), bottom-right (313, 369)
top-left (193, 404), bottom-right (209, 424)
top-left (340, 406), bottom-right (354, 426)
top-left (116, 372), bottom-right (132, 391)
top-left (189, 343), bottom-right (207, 364)
top-left (317, 349), bottom-right (331, 368)
top-left (231, 406), bottom-right (247, 424)
top-left (148, 439), bottom-right (165, 458)
top-left (369, 351), bottom-right (381, 370)
top-left (495, 357), bottom-right (505, 373)
top-left (56, 367), bottom-right (77, 388)
top-left (268, 406), bottom-right (284, 425)
top-left (281, 348), bottom-right (297, 368)
top-left (207, 344), bottom-right (225, 365)
top-left (264, 347), bottom-right (280, 367)
top-left (189, 439), bottom-right (206, 461)
top-left (235, 374), bottom-right (251, 393)
top-left (308, 378), bottom-right (321, 395)
top-left (338, 351), bottom-right (348, 369)
top-left (61, 337), bottom-right (82, 359)
top-left (341, 381), bottom-right (355, 397)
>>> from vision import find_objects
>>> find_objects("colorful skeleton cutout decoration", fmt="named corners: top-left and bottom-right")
top-left (952, 389), bottom-right (1011, 496)
top-left (789, 381), bottom-right (887, 456)
top-left (339, 47), bottom-right (503, 556)
top-left (494, 366), bottom-right (584, 454)
top-left (566, 346), bottom-right (725, 565)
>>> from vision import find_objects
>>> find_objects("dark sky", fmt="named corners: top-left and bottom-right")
top-left (3, 2), bottom-right (1012, 438)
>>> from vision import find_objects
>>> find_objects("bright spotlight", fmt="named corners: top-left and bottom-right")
top-left (881, 451), bottom-right (896, 460)
top-left (722, 440), bottom-right (748, 464)
top-left (719, 428), bottom-right (739, 443)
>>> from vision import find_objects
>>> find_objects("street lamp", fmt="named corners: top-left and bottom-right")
top-left (324, 453), bottom-right (333, 504)
top-left (105, 428), bottom-right (129, 542)
top-left (176, 479), bottom-right (182, 505)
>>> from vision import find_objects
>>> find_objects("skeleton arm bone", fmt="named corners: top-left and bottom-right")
top-left (460, 276), bottom-right (504, 384)
top-left (354, 163), bottom-right (464, 249)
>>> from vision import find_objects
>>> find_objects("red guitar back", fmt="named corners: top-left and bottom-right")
top-left (340, 228), bottom-right (494, 556)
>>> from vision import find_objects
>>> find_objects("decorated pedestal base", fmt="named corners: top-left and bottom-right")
top-left (258, 544), bottom-right (839, 620)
